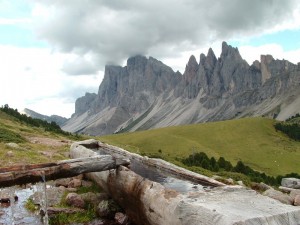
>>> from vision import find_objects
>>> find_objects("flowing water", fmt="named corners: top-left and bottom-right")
top-left (0, 186), bottom-right (44, 225)
top-left (96, 149), bottom-right (212, 192)
top-left (39, 175), bottom-right (49, 225)
top-left (0, 149), bottom-right (211, 224)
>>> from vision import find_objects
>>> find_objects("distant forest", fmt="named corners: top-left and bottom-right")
top-left (274, 113), bottom-right (300, 141)
top-left (182, 151), bottom-right (300, 186)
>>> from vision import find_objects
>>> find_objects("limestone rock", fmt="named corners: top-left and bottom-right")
top-left (54, 178), bottom-right (72, 187)
top-left (251, 182), bottom-right (272, 192)
top-left (114, 212), bottom-right (129, 225)
top-left (294, 195), bottom-right (300, 206)
top-left (290, 189), bottom-right (300, 199)
top-left (74, 92), bottom-right (97, 116)
top-left (65, 193), bottom-right (85, 209)
top-left (0, 189), bottom-right (18, 203)
top-left (96, 200), bottom-right (120, 219)
top-left (181, 55), bottom-right (199, 99)
top-left (30, 187), bottom-right (65, 207)
top-left (68, 178), bottom-right (82, 188)
top-left (5, 143), bottom-right (21, 150)
top-left (80, 192), bottom-right (110, 207)
top-left (263, 189), bottom-right (293, 205)
top-left (282, 178), bottom-right (300, 189)
top-left (63, 42), bottom-right (300, 136)
top-left (5, 151), bottom-right (14, 157)
top-left (236, 180), bottom-right (244, 186)
top-left (82, 180), bottom-right (93, 188)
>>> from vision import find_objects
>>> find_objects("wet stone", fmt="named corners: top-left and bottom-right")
top-left (54, 178), bottom-right (72, 187)
top-left (82, 180), bottom-right (93, 188)
top-left (30, 186), bottom-right (65, 207)
top-left (66, 193), bottom-right (85, 209)
top-left (80, 192), bottom-right (108, 207)
top-left (114, 212), bottom-right (129, 225)
top-left (68, 178), bottom-right (82, 188)
top-left (96, 199), bottom-right (120, 219)
top-left (0, 189), bottom-right (18, 204)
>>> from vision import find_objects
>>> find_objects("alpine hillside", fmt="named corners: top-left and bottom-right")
top-left (63, 42), bottom-right (300, 135)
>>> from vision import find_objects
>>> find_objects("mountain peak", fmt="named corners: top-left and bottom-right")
top-left (64, 41), bottom-right (300, 135)
top-left (221, 41), bottom-right (242, 61)
top-left (187, 55), bottom-right (198, 68)
top-left (206, 48), bottom-right (217, 67)
top-left (127, 55), bottom-right (148, 69)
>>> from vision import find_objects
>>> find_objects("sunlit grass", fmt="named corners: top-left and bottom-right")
top-left (99, 117), bottom-right (300, 176)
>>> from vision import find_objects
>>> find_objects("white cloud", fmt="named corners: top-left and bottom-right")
top-left (31, 0), bottom-right (299, 72)
top-left (0, 45), bottom-right (101, 117)
top-left (1, 0), bottom-right (300, 119)
top-left (238, 44), bottom-right (300, 65)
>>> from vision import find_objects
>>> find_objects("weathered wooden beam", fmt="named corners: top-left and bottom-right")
top-left (0, 155), bottom-right (130, 188)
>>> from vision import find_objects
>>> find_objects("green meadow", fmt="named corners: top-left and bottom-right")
top-left (99, 117), bottom-right (300, 176)
top-left (0, 110), bottom-right (74, 166)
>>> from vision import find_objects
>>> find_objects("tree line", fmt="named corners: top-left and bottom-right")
top-left (0, 104), bottom-right (78, 138)
top-left (181, 151), bottom-right (300, 186)
top-left (274, 113), bottom-right (300, 141)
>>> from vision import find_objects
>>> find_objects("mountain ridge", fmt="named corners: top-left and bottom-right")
top-left (63, 42), bottom-right (300, 135)
top-left (23, 108), bottom-right (68, 127)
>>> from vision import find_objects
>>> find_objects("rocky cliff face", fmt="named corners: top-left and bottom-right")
top-left (63, 42), bottom-right (300, 135)
top-left (74, 92), bottom-right (97, 115)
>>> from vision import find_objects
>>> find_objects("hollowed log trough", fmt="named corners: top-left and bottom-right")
top-left (71, 139), bottom-right (300, 225)
top-left (0, 155), bottom-right (130, 188)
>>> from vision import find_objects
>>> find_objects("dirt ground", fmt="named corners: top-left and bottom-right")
top-left (26, 136), bottom-right (73, 147)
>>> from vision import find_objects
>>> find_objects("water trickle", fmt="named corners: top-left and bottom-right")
top-left (37, 174), bottom-right (49, 225)
top-left (0, 185), bottom-right (43, 224)
top-left (8, 186), bottom-right (16, 225)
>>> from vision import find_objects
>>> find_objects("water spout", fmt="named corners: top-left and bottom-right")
top-left (40, 174), bottom-right (49, 225)
top-left (8, 186), bottom-right (16, 225)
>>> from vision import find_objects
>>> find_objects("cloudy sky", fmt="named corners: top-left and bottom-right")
top-left (1, 0), bottom-right (300, 118)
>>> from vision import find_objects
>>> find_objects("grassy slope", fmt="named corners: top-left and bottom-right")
top-left (99, 117), bottom-right (300, 176)
top-left (0, 111), bottom-right (72, 166)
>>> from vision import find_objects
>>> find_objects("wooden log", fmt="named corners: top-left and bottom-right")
top-left (0, 155), bottom-right (130, 188)
top-left (70, 140), bottom-right (300, 225)
top-left (279, 186), bottom-right (298, 193)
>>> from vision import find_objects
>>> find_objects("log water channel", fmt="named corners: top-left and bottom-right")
top-left (0, 155), bottom-right (129, 225)
top-left (95, 148), bottom-right (213, 193)
top-left (3, 140), bottom-right (297, 225)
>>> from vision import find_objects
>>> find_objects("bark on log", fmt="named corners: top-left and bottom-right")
top-left (0, 155), bottom-right (130, 188)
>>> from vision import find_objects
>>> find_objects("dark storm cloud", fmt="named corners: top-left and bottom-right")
top-left (35, 0), bottom-right (297, 75)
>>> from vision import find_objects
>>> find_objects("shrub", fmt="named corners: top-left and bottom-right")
top-left (0, 127), bottom-right (26, 143)
top-left (181, 151), bottom-right (300, 187)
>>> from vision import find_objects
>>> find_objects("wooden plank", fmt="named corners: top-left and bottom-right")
top-left (0, 155), bottom-right (130, 188)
